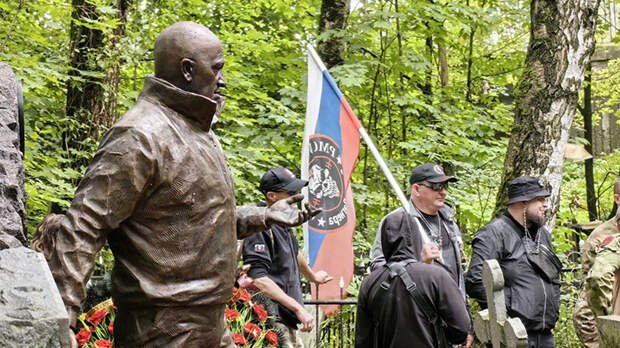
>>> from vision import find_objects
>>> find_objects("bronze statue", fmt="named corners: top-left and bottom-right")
top-left (47, 21), bottom-right (317, 347)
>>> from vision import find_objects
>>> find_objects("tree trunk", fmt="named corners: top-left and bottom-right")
top-left (317, 0), bottom-right (350, 68)
top-left (439, 44), bottom-right (448, 88)
top-left (582, 64), bottom-right (597, 221)
top-left (494, 0), bottom-right (601, 231)
top-left (101, 0), bottom-right (133, 129)
top-left (65, 0), bottom-right (105, 156)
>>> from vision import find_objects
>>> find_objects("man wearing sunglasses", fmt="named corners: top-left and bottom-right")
top-left (243, 167), bottom-right (333, 348)
top-left (370, 163), bottom-right (474, 348)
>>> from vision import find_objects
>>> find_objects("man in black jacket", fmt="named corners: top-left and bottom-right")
top-left (465, 176), bottom-right (562, 348)
top-left (356, 209), bottom-right (470, 348)
top-left (369, 163), bottom-right (474, 347)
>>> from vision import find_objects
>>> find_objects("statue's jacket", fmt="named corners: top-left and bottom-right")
top-left (465, 211), bottom-right (561, 332)
top-left (48, 76), bottom-right (266, 326)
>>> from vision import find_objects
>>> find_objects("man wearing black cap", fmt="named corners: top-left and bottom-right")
top-left (465, 176), bottom-right (562, 348)
top-left (369, 163), bottom-right (474, 348)
top-left (356, 209), bottom-right (470, 348)
top-left (243, 168), bottom-right (332, 348)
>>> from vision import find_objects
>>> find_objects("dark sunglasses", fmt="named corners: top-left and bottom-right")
top-left (418, 182), bottom-right (449, 192)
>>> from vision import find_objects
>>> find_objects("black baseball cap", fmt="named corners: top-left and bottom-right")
top-left (259, 167), bottom-right (308, 194)
top-left (409, 163), bottom-right (457, 184)
top-left (506, 176), bottom-right (550, 205)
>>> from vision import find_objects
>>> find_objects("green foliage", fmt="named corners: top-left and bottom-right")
top-left (3, 0), bottom-right (619, 346)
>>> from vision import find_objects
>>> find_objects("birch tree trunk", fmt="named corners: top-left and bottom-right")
top-left (495, 0), bottom-right (601, 230)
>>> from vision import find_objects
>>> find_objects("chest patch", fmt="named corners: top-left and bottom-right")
top-left (254, 244), bottom-right (266, 253)
top-left (600, 235), bottom-right (614, 248)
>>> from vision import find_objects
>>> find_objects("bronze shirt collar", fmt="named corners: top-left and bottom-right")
top-left (140, 75), bottom-right (218, 131)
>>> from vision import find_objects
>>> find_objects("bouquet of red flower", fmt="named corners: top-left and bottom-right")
top-left (226, 286), bottom-right (281, 347)
top-left (74, 299), bottom-right (116, 348)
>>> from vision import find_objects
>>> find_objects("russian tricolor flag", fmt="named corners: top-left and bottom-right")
top-left (302, 46), bottom-right (361, 313)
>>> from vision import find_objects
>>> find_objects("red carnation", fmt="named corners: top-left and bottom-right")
top-left (75, 328), bottom-right (91, 346)
top-left (238, 287), bottom-right (252, 303)
top-left (266, 329), bottom-right (279, 346)
top-left (252, 303), bottom-right (268, 322)
top-left (225, 308), bottom-right (240, 321)
top-left (232, 333), bottom-right (247, 345)
top-left (94, 339), bottom-right (113, 348)
top-left (88, 308), bottom-right (108, 326)
top-left (244, 322), bottom-right (262, 340)
top-left (108, 321), bottom-right (114, 334)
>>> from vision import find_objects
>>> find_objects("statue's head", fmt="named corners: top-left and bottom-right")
top-left (154, 22), bottom-right (226, 104)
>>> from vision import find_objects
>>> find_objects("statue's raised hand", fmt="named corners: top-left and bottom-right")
top-left (266, 194), bottom-right (321, 227)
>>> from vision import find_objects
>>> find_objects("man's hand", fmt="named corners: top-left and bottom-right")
top-left (265, 194), bottom-right (321, 227)
top-left (311, 270), bottom-right (333, 284)
top-left (460, 334), bottom-right (474, 348)
top-left (421, 243), bottom-right (441, 264)
top-left (295, 307), bottom-right (315, 332)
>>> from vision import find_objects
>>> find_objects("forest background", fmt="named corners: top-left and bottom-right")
top-left (2, 0), bottom-right (620, 346)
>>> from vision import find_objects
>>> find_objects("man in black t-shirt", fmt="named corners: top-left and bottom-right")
top-left (369, 163), bottom-right (473, 348)
top-left (243, 167), bottom-right (332, 348)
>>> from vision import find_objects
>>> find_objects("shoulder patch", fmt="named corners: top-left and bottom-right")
top-left (601, 235), bottom-right (614, 248)
top-left (254, 244), bottom-right (266, 253)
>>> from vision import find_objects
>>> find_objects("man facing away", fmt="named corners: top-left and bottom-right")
top-left (356, 207), bottom-right (470, 348)
top-left (465, 176), bottom-right (562, 348)
top-left (47, 22), bottom-right (316, 347)
top-left (369, 163), bottom-right (474, 347)
top-left (242, 167), bottom-right (332, 348)
top-left (573, 177), bottom-right (620, 348)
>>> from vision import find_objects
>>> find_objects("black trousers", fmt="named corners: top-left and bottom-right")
top-left (527, 330), bottom-right (555, 348)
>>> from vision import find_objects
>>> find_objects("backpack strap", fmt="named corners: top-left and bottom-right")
top-left (385, 261), bottom-right (450, 348)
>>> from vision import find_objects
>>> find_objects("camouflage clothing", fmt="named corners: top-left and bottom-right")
top-left (573, 212), bottom-right (620, 348)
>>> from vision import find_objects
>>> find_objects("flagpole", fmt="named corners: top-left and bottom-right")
top-left (358, 127), bottom-right (432, 244)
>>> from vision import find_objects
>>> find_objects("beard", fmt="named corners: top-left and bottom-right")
top-left (525, 210), bottom-right (545, 227)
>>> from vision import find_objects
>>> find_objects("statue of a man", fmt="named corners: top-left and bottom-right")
top-left (47, 21), bottom-right (316, 347)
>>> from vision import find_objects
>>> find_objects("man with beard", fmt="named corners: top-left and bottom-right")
top-left (369, 163), bottom-right (474, 348)
top-left (356, 205), bottom-right (470, 348)
top-left (573, 177), bottom-right (620, 348)
top-left (465, 176), bottom-right (562, 348)
top-left (47, 22), bottom-right (317, 347)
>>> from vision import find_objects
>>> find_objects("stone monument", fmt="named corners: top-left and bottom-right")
top-left (0, 247), bottom-right (70, 347)
top-left (0, 64), bottom-right (70, 347)
top-left (473, 259), bottom-right (528, 348)
top-left (0, 62), bottom-right (27, 246)
top-left (597, 315), bottom-right (620, 348)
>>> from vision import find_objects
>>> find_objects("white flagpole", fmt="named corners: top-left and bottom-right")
top-left (358, 127), bottom-right (432, 245)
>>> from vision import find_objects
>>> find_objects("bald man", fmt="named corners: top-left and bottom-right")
top-left (48, 22), bottom-right (316, 347)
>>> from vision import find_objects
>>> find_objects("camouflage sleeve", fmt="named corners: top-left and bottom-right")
top-left (585, 236), bottom-right (620, 316)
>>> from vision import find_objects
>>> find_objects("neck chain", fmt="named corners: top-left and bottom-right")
top-left (414, 204), bottom-right (443, 245)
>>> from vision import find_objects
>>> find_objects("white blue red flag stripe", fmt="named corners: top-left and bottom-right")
top-left (302, 46), bottom-right (361, 312)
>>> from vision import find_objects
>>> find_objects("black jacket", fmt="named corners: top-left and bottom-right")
top-left (465, 211), bottom-right (561, 332)
top-left (242, 224), bottom-right (303, 328)
top-left (356, 216), bottom-right (470, 348)
top-left (369, 202), bottom-right (470, 319)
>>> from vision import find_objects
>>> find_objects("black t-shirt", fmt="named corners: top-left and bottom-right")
top-left (242, 224), bottom-right (303, 328)
top-left (420, 211), bottom-right (458, 282)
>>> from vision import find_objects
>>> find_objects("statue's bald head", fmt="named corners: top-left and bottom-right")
top-left (154, 22), bottom-right (225, 99)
